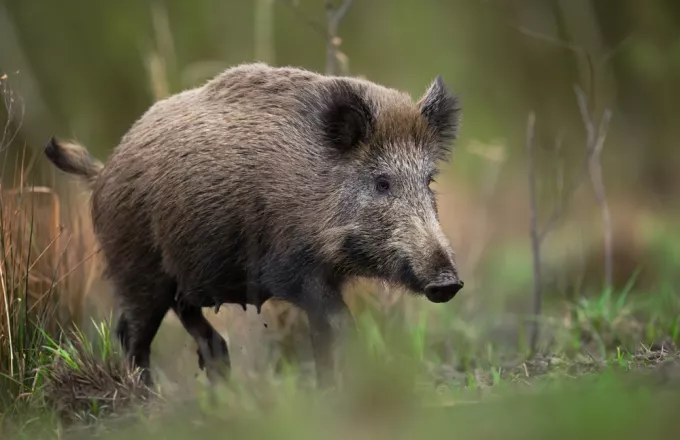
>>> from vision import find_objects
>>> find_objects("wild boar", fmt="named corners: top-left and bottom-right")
top-left (45, 62), bottom-right (464, 387)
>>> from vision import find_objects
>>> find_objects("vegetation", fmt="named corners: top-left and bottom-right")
top-left (1, 0), bottom-right (679, 438)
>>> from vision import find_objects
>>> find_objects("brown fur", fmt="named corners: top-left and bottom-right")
top-left (44, 62), bottom-right (463, 387)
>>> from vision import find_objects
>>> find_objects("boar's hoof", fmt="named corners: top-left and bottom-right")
top-left (197, 337), bottom-right (230, 383)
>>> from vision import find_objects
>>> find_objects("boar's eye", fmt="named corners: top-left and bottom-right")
top-left (375, 175), bottom-right (391, 194)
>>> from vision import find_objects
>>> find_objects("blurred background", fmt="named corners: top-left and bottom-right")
top-left (1, 0), bottom-right (679, 391)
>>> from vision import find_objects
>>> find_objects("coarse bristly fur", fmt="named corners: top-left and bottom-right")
top-left (44, 62), bottom-right (464, 387)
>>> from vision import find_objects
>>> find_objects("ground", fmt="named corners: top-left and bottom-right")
top-left (3, 283), bottom-right (680, 439)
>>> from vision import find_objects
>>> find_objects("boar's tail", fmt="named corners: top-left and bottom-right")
top-left (44, 137), bottom-right (104, 185)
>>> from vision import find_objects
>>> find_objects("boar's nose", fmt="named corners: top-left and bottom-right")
top-left (424, 279), bottom-right (464, 303)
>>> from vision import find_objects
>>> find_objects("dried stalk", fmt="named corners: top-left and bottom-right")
top-left (255, 0), bottom-right (276, 64)
top-left (575, 85), bottom-right (613, 290)
top-left (526, 112), bottom-right (541, 353)
top-left (279, 0), bottom-right (353, 75)
top-left (324, 0), bottom-right (353, 75)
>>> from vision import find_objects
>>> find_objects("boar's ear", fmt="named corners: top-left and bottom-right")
top-left (321, 81), bottom-right (374, 153)
top-left (417, 75), bottom-right (461, 145)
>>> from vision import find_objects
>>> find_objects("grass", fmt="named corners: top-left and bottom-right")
top-left (39, 318), bottom-right (152, 426)
top-left (71, 370), bottom-right (680, 440)
top-left (0, 158), bottom-right (101, 412)
top-left (1, 79), bottom-right (58, 413)
top-left (3, 307), bottom-right (680, 440)
top-left (0, 279), bottom-right (677, 439)
top-left (0, 74), bottom-right (102, 423)
top-left (0, 183), bottom-right (58, 412)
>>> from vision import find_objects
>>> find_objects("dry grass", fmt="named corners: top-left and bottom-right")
top-left (41, 322), bottom-right (154, 425)
top-left (0, 141), bottom-right (149, 423)
top-left (0, 73), bottom-right (104, 410)
top-left (0, 162), bottom-right (104, 409)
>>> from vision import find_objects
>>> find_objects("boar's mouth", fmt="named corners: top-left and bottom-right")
top-left (340, 234), bottom-right (463, 303)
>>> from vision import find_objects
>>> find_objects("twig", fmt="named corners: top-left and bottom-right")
top-left (278, 0), bottom-right (353, 75)
top-left (518, 25), bottom-right (618, 353)
top-left (513, 25), bottom-right (633, 70)
top-left (575, 86), bottom-right (596, 149)
top-left (0, 74), bottom-right (25, 153)
top-left (279, 0), bottom-right (329, 39)
top-left (526, 112), bottom-right (541, 354)
top-left (255, 0), bottom-right (276, 63)
top-left (537, 154), bottom-right (588, 243)
top-left (575, 85), bottom-right (613, 290)
top-left (324, 0), bottom-right (353, 75)
top-left (532, 92), bottom-right (615, 294)
top-left (514, 24), bottom-right (633, 113)
top-left (463, 142), bottom-right (506, 280)
top-left (554, 133), bottom-right (564, 202)
top-left (513, 25), bottom-right (584, 55)
top-left (601, 35), bottom-right (634, 66)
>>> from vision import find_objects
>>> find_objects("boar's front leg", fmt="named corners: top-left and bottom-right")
top-left (300, 276), bottom-right (355, 389)
top-left (172, 301), bottom-right (230, 383)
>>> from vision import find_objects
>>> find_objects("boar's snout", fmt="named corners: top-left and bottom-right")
top-left (388, 213), bottom-right (464, 303)
top-left (424, 276), bottom-right (464, 303)
top-left (422, 248), bottom-right (463, 303)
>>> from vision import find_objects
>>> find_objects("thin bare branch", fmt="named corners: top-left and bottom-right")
top-left (462, 142), bottom-right (506, 280)
top-left (600, 35), bottom-right (635, 67)
top-left (255, 0), bottom-right (276, 63)
top-left (278, 0), bottom-right (353, 75)
top-left (575, 83), bottom-right (614, 290)
top-left (513, 24), bottom-right (633, 69)
top-left (279, 0), bottom-right (329, 40)
top-left (514, 24), bottom-right (632, 111)
top-left (0, 75), bottom-right (26, 153)
top-left (554, 132), bottom-right (565, 199)
top-left (324, 0), bottom-right (353, 75)
top-left (327, 0), bottom-right (353, 27)
top-left (536, 86), bottom-right (614, 243)
top-left (526, 112), bottom-right (541, 354)
top-left (538, 156), bottom-right (588, 243)
top-left (594, 109), bottom-right (613, 156)
top-left (588, 109), bottom-right (613, 289)
top-left (513, 25), bottom-right (585, 55)
top-left (575, 85), bottom-right (596, 149)
top-left (34, 245), bottom-right (102, 313)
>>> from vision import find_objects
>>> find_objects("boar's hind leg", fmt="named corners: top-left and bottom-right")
top-left (115, 312), bottom-right (130, 353)
top-left (172, 302), bottom-right (230, 382)
top-left (116, 280), bottom-right (175, 386)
